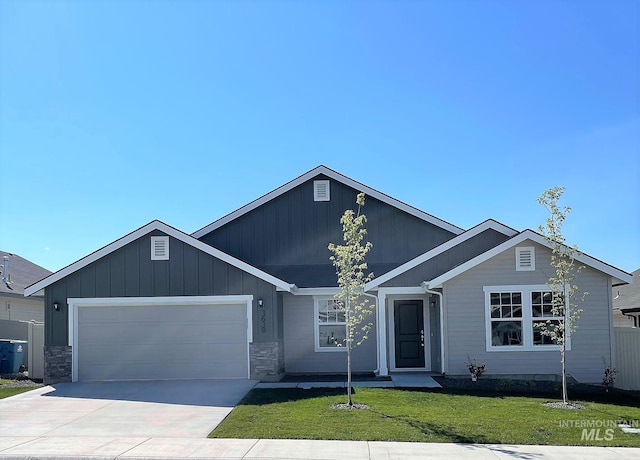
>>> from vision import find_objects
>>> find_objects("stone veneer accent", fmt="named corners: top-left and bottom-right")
top-left (250, 341), bottom-right (284, 382)
top-left (44, 345), bottom-right (72, 384)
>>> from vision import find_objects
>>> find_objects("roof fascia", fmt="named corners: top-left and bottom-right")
top-left (191, 165), bottom-right (464, 238)
top-left (365, 219), bottom-right (517, 290)
top-left (25, 221), bottom-right (293, 296)
top-left (427, 230), bottom-right (633, 289)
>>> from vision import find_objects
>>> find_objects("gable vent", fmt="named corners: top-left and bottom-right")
top-left (151, 236), bottom-right (169, 260)
top-left (516, 246), bottom-right (535, 271)
top-left (314, 180), bottom-right (330, 201)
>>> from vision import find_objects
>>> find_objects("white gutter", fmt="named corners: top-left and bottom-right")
top-left (421, 282), bottom-right (446, 374)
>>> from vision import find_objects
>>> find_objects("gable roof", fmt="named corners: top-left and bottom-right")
top-left (1, 251), bottom-right (52, 298)
top-left (427, 229), bottom-right (633, 289)
top-left (24, 221), bottom-right (294, 297)
top-left (364, 219), bottom-right (517, 290)
top-left (191, 165), bottom-right (464, 238)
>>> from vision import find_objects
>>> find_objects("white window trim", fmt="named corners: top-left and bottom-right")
top-left (483, 285), bottom-right (571, 352)
top-left (314, 296), bottom-right (346, 353)
top-left (515, 246), bottom-right (535, 271)
top-left (151, 236), bottom-right (170, 260)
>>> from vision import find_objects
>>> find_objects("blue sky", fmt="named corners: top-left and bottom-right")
top-left (1, 0), bottom-right (638, 274)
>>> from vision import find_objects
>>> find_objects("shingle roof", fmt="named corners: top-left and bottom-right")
top-left (0, 251), bottom-right (52, 297)
top-left (613, 268), bottom-right (640, 310)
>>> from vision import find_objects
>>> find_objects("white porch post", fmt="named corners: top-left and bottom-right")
top-left (377, 291), bottom-right (388, 376)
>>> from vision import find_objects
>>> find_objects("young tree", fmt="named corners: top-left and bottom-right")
top-left (536, 187), bottom-right (588, 405)
top-left (328, 192), bottom-right (374, 407)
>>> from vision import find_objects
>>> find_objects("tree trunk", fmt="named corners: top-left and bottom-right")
top-left (347, 346), bottom-right (352, 406)
top-left (561, 347), bottom-right (568, 404)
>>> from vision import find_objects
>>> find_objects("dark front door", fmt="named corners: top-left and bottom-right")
top-left (394, 300), bottom-right (425, 368)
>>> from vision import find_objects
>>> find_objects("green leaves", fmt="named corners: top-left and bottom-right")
top-left (328, 193), bottom-right (375, 352)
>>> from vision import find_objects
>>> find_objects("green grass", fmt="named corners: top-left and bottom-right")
top-left (210, 387), bottom-right (640, 446)
top-left (0, 379), bottom-right (42, 399)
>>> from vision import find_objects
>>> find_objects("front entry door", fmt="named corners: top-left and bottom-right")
top-left (394, 300), bottom-right (425, 368)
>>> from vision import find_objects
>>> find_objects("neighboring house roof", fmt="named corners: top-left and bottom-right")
top-left (365, 219), bottom-right (517, 290)
top-left (24, 221), bottom-right (294, 297)
top-left (0, 251), bottom-right (52, 298)
top-left (427, 229), bottom-right (633, 289)
top-left (191, 165), bottom-right (464, 238)
top-left (613, 268), bottom-right (640, 312)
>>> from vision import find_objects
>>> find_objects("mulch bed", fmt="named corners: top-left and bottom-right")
top-left (0, 372), bottom-right (43, 388)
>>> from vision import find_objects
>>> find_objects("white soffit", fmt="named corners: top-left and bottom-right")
top-left (191, 165), bottom-right (464, 238)
top-left (24, 220), bottom-right (293, 296)
top-left (365, 219), bottom-right (517, 290)
top-left (427, 230), bottom-right (633, 289)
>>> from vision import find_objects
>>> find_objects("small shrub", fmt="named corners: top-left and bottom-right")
top-left (465, 355), bottom-right (487, 382)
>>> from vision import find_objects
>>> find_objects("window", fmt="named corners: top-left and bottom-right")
top-left (516, 247), bottom-right (535, 271)
top-left (484, 285), bottom-right (567, 351)
top-left (489, 292), bottom-right (523, 346)
top-left (531, 290), bottom-right (562, 346)
top-left (315, 298), bottom-right (346, 351)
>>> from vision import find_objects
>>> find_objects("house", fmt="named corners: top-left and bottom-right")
top-left (1, 251), bottom-right (51, 322)
top-left (24, 166), bottom-right (633, 384)
top-left (613, 268), bottom-right (640, 327)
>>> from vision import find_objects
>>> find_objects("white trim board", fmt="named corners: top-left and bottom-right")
top-left (191, 165), bottom-right (464, 238)
top-left (365, 219), bottom-right (517, 290)
top-left (427, 229), bottom-right (633, 289)
top-left (67, 295), bottom-right (254, 382)
top-left (24, 220), bottom-right (294, 296)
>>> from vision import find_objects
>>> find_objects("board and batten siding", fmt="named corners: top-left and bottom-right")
top-left (443, 241), bottom-right (613, 383)
top-left (380, 228), bottom-right (510, 288)
top-left (44, 230), bottom-right (280, 346)
top-left (199, 175), bottom-right (456, 287)
top-left (283, 294), bottom-right (377, 373)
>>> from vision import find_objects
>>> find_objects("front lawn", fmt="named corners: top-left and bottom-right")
top-left (210, 387), bottom-right (640, 446)
top-left (0, 378), bottom-right (42, 399)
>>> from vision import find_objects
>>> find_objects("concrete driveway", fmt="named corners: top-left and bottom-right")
top-left (0, 379), bottom-right (257, 438)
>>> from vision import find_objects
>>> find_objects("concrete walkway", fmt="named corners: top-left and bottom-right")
top-left (1, 437), bottom-right (639, 459)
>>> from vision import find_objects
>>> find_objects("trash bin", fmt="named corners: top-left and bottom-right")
top-left (0, 340), bottom-right (10, 373)
top-left (0, 340), bottom-right (27, 374)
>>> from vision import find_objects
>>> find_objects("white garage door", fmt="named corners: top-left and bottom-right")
top-left (76, 302), bottom-right (248, 381)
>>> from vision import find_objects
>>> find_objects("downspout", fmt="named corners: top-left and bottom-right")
top-left (362, 291), bottom-right (380, 374)
top-left (422, 282), bottom-right (445, 374)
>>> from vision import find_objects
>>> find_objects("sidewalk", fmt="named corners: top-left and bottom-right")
top-left (1, 437), bottom-right (639, 459)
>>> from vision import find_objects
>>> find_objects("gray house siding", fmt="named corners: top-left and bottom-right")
top-left (199, 175), bottom-right (456, 287)
top-left (380, 228), bottom-right (510, 287)
top-left (44, 230), bottom-right (279, 347)
top-left (443, 241), bottom-right (612, 383)
top-left (283, 294), bottom-right (377, 373)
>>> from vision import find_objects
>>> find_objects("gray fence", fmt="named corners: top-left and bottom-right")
top-left (614, 327), bottom-right (640, 391)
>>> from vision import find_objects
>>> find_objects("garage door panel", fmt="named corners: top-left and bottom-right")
top-left (77, 302), bottom-right (249, 381)
top-left (79, 321), bottom-right (245, 344)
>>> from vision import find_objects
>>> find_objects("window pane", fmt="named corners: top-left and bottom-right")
top-left (491, 306), bottom-right (501, 318)
top-left (543, 291), bottom-right (553, 303)
top-left (502, 306), bottom-right (512, 318)
top-left (318, 300), bottom-right (345, 324)
top-left (512, 306), bottom-right (522, 318)
top-left (491, 320), bottom-right (522, 346)
top-left (318, 324), bottom-right (347, 348)
top-left (490, 293), bottom-right (501, 305)
top-left (532, 305), bottom-right (542, 317)
top-left (512, 292), bottom-right (521, 305)
top-left (531, 291), bottom-right (541, 305)
top-left (533, 320), bottom-right (560, 345)
top-left (501, 293), bottom-right (511, 304)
